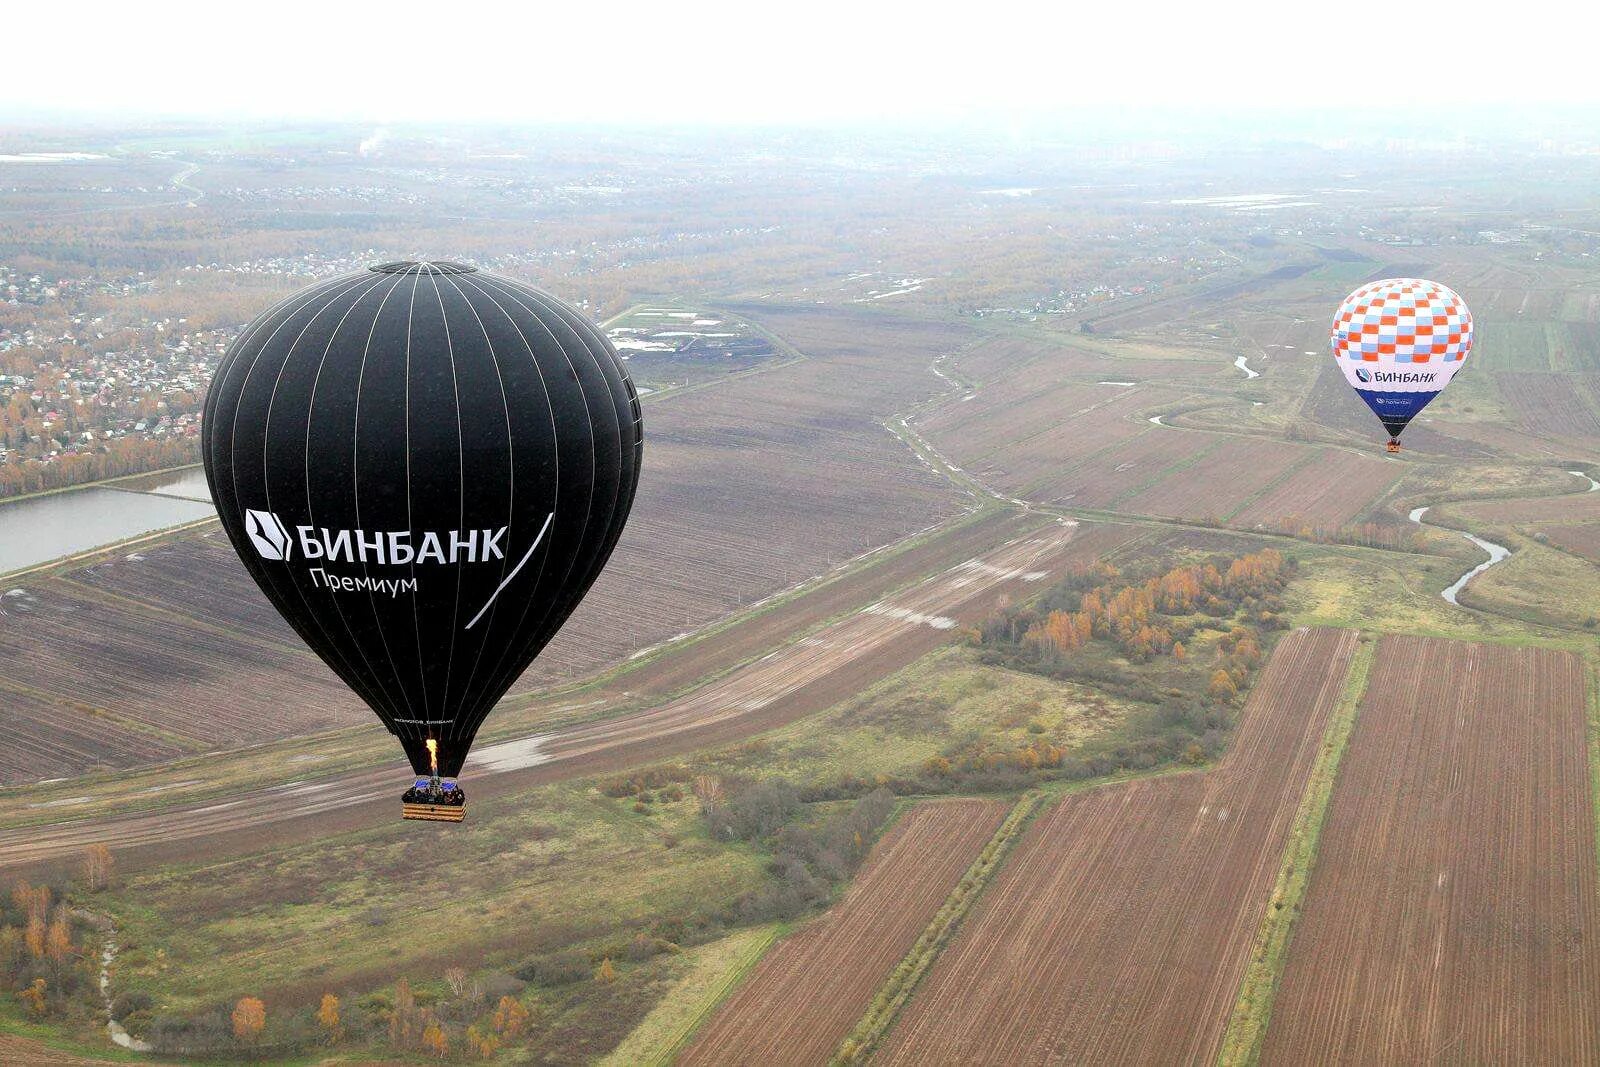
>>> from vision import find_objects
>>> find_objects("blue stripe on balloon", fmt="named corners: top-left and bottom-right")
top-left (1355, 388), bottom-right (1439, 421)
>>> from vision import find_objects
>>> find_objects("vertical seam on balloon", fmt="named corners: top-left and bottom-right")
top-left (506, 277), bottom-right (637, 692)
top-left (446, 273), bottom-right (562, 733)
top-left (435, 272), bottom-right (521, 756)
top-left (352, 271), bottom-right (421, 732)
top-left (450, 273), bottom-right (569, 727)
top-left (498, 277), bottom-right (632, 606)
top-left (427, 268), bottom-right (467, 753)
top-left (210, 280), bottom-right (349, 547)
top-left (299, 272), bottom-right (411, 718)
top-left (453, 275), bottom-right (597, 720)
top-left (471, 276), bottom-right (619, 706)
top-left (225, 274), bottom-right (373, 698)
top-left (260, 273), bottom-right (393, 712)
top-left (504, 277), bottom-right (635, 555)
top-left (401, 267), bottom-right (430, 729)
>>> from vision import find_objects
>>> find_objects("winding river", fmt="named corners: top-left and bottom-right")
top-left (74, 911), bottom-right (153, 1052)
top-left (1408, 505), bottom-right (1511, 606)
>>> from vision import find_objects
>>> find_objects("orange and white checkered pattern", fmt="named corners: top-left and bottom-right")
top-left (1330, 278), bottom-right (1473, 364)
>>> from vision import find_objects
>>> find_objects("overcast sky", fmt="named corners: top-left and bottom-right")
top-left (7, 0), bottom-right (1599, 126)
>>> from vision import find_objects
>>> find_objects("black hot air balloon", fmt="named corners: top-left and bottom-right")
top-left (202, 261), bottom-right (642, 820)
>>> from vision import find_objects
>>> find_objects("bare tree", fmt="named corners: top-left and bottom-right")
top-left (82, 844), bottom-right (114, 891)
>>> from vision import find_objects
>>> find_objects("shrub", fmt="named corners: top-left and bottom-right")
top-left (514, 950), bottom-right (590, 988)
top-left (112, 990), bottom-right (154, 1022)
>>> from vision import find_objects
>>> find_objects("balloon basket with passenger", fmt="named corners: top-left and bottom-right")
top-left (402, 778), bottom-right (466, 822)
top-left (402, 739), bottom-right (467, 822)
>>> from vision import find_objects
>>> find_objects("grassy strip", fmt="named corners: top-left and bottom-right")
top-left (1215, 633), bottom-right (1375, 1067)
top-left (600, 923), bottom-right (785, 1067)
top-left (830, 792), bottom-right (1043, 1065)
top-left (882, 416), bottom-right (1002, 504)
top-left (498, 504), bottom-right (1016, 709)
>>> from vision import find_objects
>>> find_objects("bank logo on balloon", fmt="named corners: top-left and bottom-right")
top-left (244, 509), bottom-right (293, 561)
top-left (1355, 367), bottom-right (1372, 383)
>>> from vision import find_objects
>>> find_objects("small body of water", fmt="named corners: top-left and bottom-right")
top-left (1234, 355), bottom-right (1260, 379)
top-left (117, 465), bottom-right (212, 501)
top-left (0, 487), bottom-right (215, 575)
top-left (1568, 470), bottom-right (1600, 492)
top-left (1408, 505), bottom-right (1511, 606)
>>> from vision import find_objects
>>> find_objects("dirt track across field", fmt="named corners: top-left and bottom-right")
top-left (0, 520), bottom-right (1126, 873)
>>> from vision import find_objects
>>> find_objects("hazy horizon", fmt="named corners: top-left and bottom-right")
top-left (11, 0), bottom-right (1600, 127)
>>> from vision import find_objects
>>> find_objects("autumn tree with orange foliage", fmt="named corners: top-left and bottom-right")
top-left (232, 997), bottom-right (266, 1043)
top-left (45, 905), bottom-right (73, 962)
top-left (421, 1016), bottom-right (448, 1058)
top-left (492, 994), bottom-right (529, 1038)
top-left (390, 979), bottom-right (420, 1048)
top-left (1208, 669), bottom-right (1239, 703)
top-left (316, 993), bottom-right (341, 1043)
top-left (467, 1023), bottom-right (501, 1058)
top-left (20, 977), bottom-right (47, 1016)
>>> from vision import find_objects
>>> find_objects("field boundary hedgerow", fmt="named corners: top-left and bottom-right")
top-left (830, 792), bottom-right (1043, 1064)
top-left (1216, 633), bottom-right (1374, 1066)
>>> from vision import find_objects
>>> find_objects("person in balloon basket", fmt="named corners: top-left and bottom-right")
top-left (402, 777), bottom-right (466, 807)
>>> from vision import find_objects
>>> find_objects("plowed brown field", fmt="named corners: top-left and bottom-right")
top-left (1261, 637), bottom-right (1600, 1065)
top-left (681, 799), bottom-right (1009, 1067)
top-left (1499, 371), bottom-right (1600, 440)
top-left (1231, 450), bottom-right (1400, 530)
top-left (874, 626), bottom-right (1359, 1066)
top-left (1117, 436), bottom-right (1308, 522)
top-left (1028, 425), bottom-right (1196, 507)
top-left (1543, 522), bottom-right (1600, 562)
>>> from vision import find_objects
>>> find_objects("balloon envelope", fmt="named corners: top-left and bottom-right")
top-left (1330, 278), bottom-right (1473, 440)
top-left (202, 261), bottom-right (642, 777)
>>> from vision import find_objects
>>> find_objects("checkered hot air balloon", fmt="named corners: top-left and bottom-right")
top-left (1330, 278), bottom-right (1473, 453)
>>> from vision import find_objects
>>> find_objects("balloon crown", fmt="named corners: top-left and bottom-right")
top-left (369, 260), bottom-right (478, 276)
